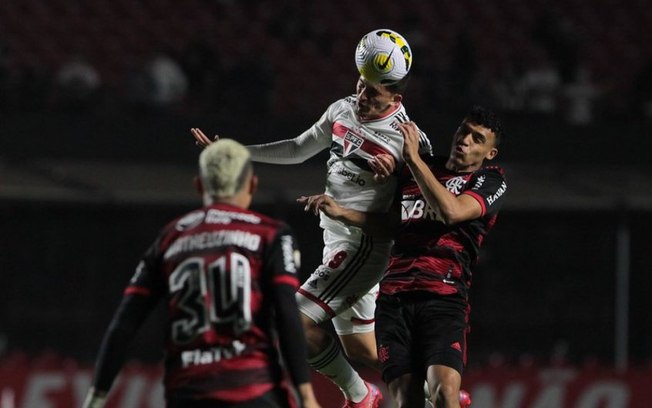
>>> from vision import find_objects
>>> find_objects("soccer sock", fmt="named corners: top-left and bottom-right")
top-left (307, 335), bottom-right (369, 402)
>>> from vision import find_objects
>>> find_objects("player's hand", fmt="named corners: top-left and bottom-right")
top-left (302, 396), bottom-right (322, 408)
top-left (190, 128), bottom-right (219, 148)
top-left (297, 383), bottom-right (322, 408)
top-left (368, 153), bottom-right (396, 184)
top-left (81, 387), bottom-right (107, 408)
top-left (297, 194), bottom-right (343, 219)
top-left (397, 121), bottom-right (421, 163)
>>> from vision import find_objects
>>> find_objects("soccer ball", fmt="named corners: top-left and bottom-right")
top-left (355, 29), bottom-right (412, 85)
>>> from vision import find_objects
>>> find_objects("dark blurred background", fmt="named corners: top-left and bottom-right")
top-left (1, 0), bottom-right (652, 406)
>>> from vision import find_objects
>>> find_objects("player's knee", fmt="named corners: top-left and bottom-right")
top-left (348, 346), bottom-right (377, 366)
top-left (300, 312), bottom-right (318, 330)
top-left (434, 382), bottom-right (460, 408)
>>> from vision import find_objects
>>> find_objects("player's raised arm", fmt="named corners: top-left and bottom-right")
top-left (399, 121), bottom-right (483, 225)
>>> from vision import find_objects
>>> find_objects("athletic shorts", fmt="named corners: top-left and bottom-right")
top-left (375, 292), bottom-right (469, 384)
top-left (296, 229), bottom-right (391, 335)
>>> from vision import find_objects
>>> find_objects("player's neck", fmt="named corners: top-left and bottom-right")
top-left (445, 159), bottom-right (482, 173)
top-left (204, 194), bottom-right (250, 210)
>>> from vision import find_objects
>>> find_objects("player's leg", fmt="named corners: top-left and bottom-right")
top-left (375, 292), bottom-right (422, 407)
top-left (427, 365), bottom-right (462, 408)
top-left (335, 287), bottom-right (380, 370)
top-left (417, 296), bottom-right (468, 408)
top-left (339, 330), bottom-right (379, 370)
top-left (297, 232), bottom-right (389, 406)
top-left (299, 311), bottom-right (370, 404)
top-left (387, 373), bottom-right (427, 408)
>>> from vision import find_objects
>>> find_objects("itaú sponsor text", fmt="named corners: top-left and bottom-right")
top-left (2, 363), bottom-right (652, 407)
top-left (462, 366), bottom-right (647, 408)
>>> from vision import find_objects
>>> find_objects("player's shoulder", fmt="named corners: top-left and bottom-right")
top-left (244, 207), bottom-right (287, 230)
top-left (342, 95), bottom-right (357, 107)
top-left (425, 154), bottom-right (448, 168)
top-left (327, 96), bottom-right (355, 111)
top-left (322, 96), bottom-right (356, 119)
top-left (477, 163), bottom-right (506, 178)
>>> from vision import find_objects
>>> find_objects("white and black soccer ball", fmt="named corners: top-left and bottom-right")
top-left (355, 29), bottom-right (413, 85)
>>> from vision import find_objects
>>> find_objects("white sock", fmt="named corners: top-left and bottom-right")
top-left (308, 335), bottom-right (368, 402)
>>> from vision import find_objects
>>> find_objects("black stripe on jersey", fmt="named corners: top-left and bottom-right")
top-left (395, 111), bottom-right (409, 123)
top-left (330, 142), bottom-right (373, 172)
top-left (319, 234), bottom-right (373, 303)
top-left (418, 130), bottom-right (433, 155)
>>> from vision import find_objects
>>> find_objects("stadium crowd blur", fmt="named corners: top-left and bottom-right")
top-left (3, 0), bottom-right (652, 390)
top-left (1, 0), bottom-right (651, 125)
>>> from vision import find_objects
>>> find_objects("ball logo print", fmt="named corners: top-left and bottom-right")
top-left (355, 29), bottom-right (412, 85)
top-left (375, 48), bottom-right (394, 74)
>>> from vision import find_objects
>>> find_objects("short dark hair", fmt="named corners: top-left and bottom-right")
top-left (384, 73), bottom-right (410, 95)
top-left (465, 105), bottom-right (504, 146)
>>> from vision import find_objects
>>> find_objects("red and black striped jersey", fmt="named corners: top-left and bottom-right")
top-left (380, 155), bottom-right (507, 299)
top-left (126, 203), bottom-right (303, 402)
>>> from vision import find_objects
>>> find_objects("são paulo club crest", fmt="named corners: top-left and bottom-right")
top-left (343, 131), bottom-right (364, 156)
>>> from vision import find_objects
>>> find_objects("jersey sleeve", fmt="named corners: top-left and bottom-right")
top-left (462, 167), bottom-right (507, 216)
top-left (124, 238), bottom-right (166, 298)
top-left (264, 225), bottom-right (311, 386)
top-left (246, 102), bottom-right (335, 164)
top-left (91, 237), bottom-right (166, 393)
top-left (264, 224), bottom-right (302, 289)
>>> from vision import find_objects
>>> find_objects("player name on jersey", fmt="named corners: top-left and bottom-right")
top-left (165, 230), bottom-right (261, 259)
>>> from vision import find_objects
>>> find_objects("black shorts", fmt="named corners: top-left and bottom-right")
top-left (375, 292), bottom-right (469, 384)
top-left (167, 387), bottom-right (294, 408)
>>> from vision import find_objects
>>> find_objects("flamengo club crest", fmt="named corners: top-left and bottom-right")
top-left (445, 176), bottom-right (467, 194)
top-left (343, 131), bottom-right (364, 156)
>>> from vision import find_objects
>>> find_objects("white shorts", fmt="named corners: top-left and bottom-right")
top-left (296, 229), bottom-right (391, 335)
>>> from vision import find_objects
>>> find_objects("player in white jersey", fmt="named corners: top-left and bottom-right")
top-left (192, 74), bottom-right (430, 408)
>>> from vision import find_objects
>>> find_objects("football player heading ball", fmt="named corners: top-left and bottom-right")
top-left (191, 28), bottom-right (431, 408)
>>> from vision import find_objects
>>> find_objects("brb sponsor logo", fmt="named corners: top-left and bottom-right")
top-left (401, 199), bottom-right (440, 221)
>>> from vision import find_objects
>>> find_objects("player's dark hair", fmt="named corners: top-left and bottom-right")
top-left (465, 105), bottom-right (504, 146)
top-left (384, 73), bottom-right (410, 95)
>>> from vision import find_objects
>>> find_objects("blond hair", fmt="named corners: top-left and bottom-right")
top-left (199, 139), bottom-right (252, 198)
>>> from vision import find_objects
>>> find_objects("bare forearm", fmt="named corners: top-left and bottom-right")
top-left (406, 158), bottom-right (460, 224)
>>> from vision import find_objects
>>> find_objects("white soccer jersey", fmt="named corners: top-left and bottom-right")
top-left (248, 96), bottom-right (430, 236)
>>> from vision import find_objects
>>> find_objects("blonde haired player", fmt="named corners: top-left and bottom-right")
top-left (82, 139), bottom-right (321, 408)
